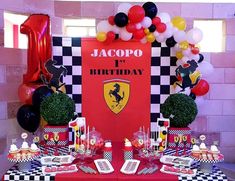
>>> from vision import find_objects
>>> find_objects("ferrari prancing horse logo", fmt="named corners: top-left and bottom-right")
top-left (103, 79), bottom-right (130, 114)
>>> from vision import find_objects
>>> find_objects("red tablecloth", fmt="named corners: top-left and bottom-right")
top-left (56, 143), bottom-right (178, 181)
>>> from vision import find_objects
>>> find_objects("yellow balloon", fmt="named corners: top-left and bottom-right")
top-left (144, 28), bottom-right (150, 35)
top-left (179, 41), bottom-right (189, 50)
top-left (159, 146), bottom-right (164, 152)
top-left (96, 32), bottom-right (107, 42)
top-left (146, 33), bottom-right (155, 43)
top-left (176, 51), bottom-right (183, 59)
top-left (171, 16), bottom-right (186, 31)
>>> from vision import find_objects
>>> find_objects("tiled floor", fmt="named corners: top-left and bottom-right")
top-left (217, 163), bottom-right (235, 181)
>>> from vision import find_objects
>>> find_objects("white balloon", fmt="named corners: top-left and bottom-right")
top-left (197, 61), bottom-right (214, 78)
top-left (173, 43), bottom-right (181, 52)
top-left (153, 31), bottom-right (159, 37)
top-left (117, 3), bottom-right (132, 14)
top-left (141, 17), bottom-right (152, 28)
top-left (97, 20), bottom-right (113, 33)
top-left (176, 58), bottom-right (186, 66)
top-left (181, 56), bottom-right (190, 62)
top-left (120, 28), bottom-right (132, 41)
top-left (173, 30), bottom-right (186, 43)
top-left (156, 34), bottom-right (166, 43)
top-left (111, 25), bottom-right (121, 34)
top-left (135, 23), bottom-right (142, 30)
top-left (140, 37), bottom-right (147, 44)
top-left (190, 54), bottom-right (200, 61)
top-left (195, 96), bottom-right (204, 107)
top-left (161, 23), bottom-right (173, 39)
top-left (186, 28), bottom-right (203, 44)
top-left (158, 12), bottom-right (171, 23)
top-left (182, 48), bottom-right (192, 57)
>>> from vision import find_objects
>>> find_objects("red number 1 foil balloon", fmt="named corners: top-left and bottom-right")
top-left (20, 14), bottom-right (52, 83)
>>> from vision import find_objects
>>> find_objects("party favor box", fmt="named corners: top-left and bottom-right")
top-left (43, 125), bottom-right (69, 146)
top-left (167, 127), bottom-right (191, 148)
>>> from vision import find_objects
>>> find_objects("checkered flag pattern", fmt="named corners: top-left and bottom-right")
top-left (4, 160), bottom-right (54, 181)
top-left (179, 166), bottom-right (228, 181)
top-left (103, 151), bottom-right (112, 162)
top-left (52, 37), bottom-right (82, 115)
top-left (124, 151), bottom-right (133, 160)
top-left (52, 37), bottom-right (177, 142)
top-left (150, 41), bottom-right (177, 123)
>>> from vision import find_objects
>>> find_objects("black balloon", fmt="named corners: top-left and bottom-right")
top-left (148, 24), bottom-right (156, 32)
top-left (17, 105), bottom-right (40, 133)
top-left (198, 53), bottom-right (204, 63)
top-left (143, 2), bottom-right (158, 19)
top-left (189, 92), bottom-right (196, 100)
top-left (162, 130), bottom-right (167, 135)
top-left (114, 12), bottom-right (128, 27)
top-left (115, 34), bottom-right (119, 40)
top-left (32, 86), bottom-right (53, 110)
top-left (166, 36), bottom-right (177, 47)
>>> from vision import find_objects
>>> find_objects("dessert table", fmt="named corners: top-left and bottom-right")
top-left (3, 143), bottom-right (228, 181)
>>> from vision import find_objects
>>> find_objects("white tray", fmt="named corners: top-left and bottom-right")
top-left (120, 159), bottom-right (140, 174)
top-left (40, 155), bottom-right (75, 165)
top-left (160, 155), bottom-right (193, 167)
top-left (94, 159), bottom-right (114, 174)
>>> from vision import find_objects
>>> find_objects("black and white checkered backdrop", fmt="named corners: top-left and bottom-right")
top-left (52, 37), bottom-right (178, 141)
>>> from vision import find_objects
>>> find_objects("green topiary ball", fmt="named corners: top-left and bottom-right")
top-left (40, 92), bottom-right (75, 126)
top-left (160, 93), bottom-right (198, 128)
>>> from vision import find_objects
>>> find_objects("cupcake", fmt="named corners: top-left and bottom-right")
top-left (21, 141), bottom-right (30, 154)
top-left (210, 145), bottom-right (220, 160)
top-left (191, 145), bottom-right (201, 158)
top-left (199, 142), bottom-right (208, 153)
top-left (9, 143), bottom-right (19, 158)
top-left (30, 143), bottom-right (40, 156)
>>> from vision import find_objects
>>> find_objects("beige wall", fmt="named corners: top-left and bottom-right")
top-left (1, 0), bottom-right (235, 177)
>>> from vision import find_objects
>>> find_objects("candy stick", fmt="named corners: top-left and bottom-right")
top-left (147, 127), bottom-right (149, 149)
top-left (143, 126), bottom-right (145, 150)
top-left (87, 126), bottom-right (90, 150)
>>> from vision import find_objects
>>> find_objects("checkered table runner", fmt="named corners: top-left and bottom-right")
top-left (4, 147), bottom-right (228, 181)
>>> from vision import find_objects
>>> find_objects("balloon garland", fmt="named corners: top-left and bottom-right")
top-left (96, 2), bottom-right (214, 101)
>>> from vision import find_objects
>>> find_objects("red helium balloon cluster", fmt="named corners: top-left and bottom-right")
top-left (97, 2), bottom-right (163, 44)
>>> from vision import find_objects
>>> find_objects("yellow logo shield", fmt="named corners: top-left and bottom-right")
top-left (103, 79), bottom-right (130, 114)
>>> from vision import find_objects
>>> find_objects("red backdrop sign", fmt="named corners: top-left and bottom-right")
top-left (82, 38), bottom-right (151, 141)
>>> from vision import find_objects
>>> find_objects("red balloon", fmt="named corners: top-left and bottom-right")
top-left (128, 5), bottom-right (145, 23)
top-left (104, 31), bottom-right (116, 44)
top-left (156, 22), bottom-right (166, 33)
top-left (20, 14), bottom-right (52, 83)
top-left (191, 47), bottom-right (200, 54)
top-left (108, 16), bottom-right (115, 25)
top-left (18, 83), bottom-right (43, 104)
top-left (133, 28), bottom-right (145, 40)
top-left (126, 23), bottom-right (137, 33)
top-left (191, 79), bottom-right (210, 96)
top-left (152, 17), bottom-right (161, 26)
